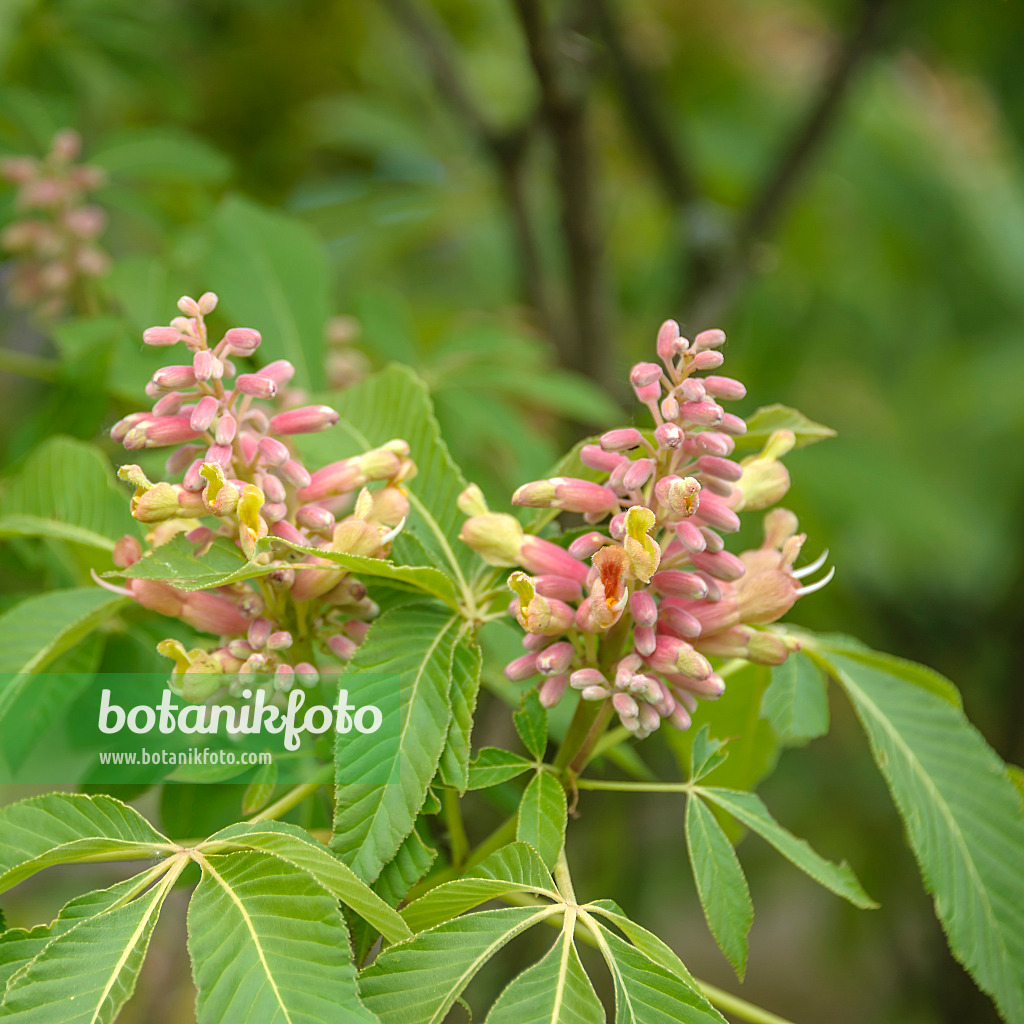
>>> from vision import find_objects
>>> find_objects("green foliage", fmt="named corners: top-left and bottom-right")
top-left (760, 650), bottom-right (830, 745)
top-left (516, 772), bottom-right (567, 869)
top-left (514, 689), bottom-right (548, 761)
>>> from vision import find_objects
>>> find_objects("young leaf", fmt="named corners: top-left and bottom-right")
top-left (401, 842), bottom-right (557, 933)
top-left (0, 590), bottom-right (127, 680)
top-left (516, 772), bottom-right (567, 869)
top-left (812, 644), bottom-right (1024, 1023)
top-left (437, 631), bottom-right (482, 792)
top-left (760, 651), bottom-right (830, 745)
top-left (373, 830), bottom-right (437, 910)
top-left (188, 851), bottom-right (375, 1024)
top-left (332, 604), bottom-right (462, 882)
top-left (359, 905), bottom-right (560, 1024)
top-left (587, 923), bottom-right (728, 1024)
top-left (514, 690), bottom-right (548, 761)
top-left (200, 819), bottom-right (410, 943)
top-left (467, 748), bottom-right (535, 790)
top-left (486, 925), bottom-right (604, 1024)
top-left (0, 794), bottom-right (171, 895)
top-left (684, 794), bottom-right (752, 977)
top-left (730, 404), bottom-right (836, 452)
top-left (688, 725), bottom-right (728, 782)
top-left (299, 365), bottom-right (476, 581)
top-left (0, 436), bottom-right (132, 551)
top-left (0, 873), bottom-right (171, 1022)
top-left (240, 761), bottom-right (278, 817)
top-left (206, 195), bottom-right (330, 390)
top-left (697, 787), bottom-right (876, 908)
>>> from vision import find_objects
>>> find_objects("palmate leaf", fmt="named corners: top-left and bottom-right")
top-left (0, 436), bottom-right (133, 551)
top-left (516, 772), bottom-right (567, 869)
top-left (467, 748), bottom-right (534, 789)
top-left (0, 872), bottom-right (172, 1022)
top-left (0, 794), bottom-right (171, 895)
top-left (437, 630), bottom-right (482, 792)
top-left (760, 650), bottom-right (830, 745)
top-left (697, 787), bottom-right (876, 909)
top-left (729, 403), bottom-right (836, 453)
top-left (188, 851), bottom-right (374, 1024)
top-left (332, 604), bottom-right (462, 882)
top-left (359, 905), bottom-right (561, 1024)
top-left (206, 195), bottom-right (329, 391)
top-left (200, 820), bottom-right (410, 943)
top-left (809, 639), bottom-right (1024, 1024)
top-left (117, 532), bottom-right (459, 605)
top-left (514, 690), bottom-right (548, 761)
top-left (586, 923), bottom-right (727, 1024)
top-left (299, 365), bottom-right (476, 583)
top-left (401, 842), bottom-right (556, 934)
top-left (485, 924), bottom-right (604, 1024)
top-left (684, 794), bottom-right (752, 978)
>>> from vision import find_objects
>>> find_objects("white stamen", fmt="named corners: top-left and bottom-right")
top-left (792, 548), bottom-right (829, 579)
top-left (796, 565), bottom-right (835, 597)
top-left (380, 516), bottom-right (407, 546)
top-left (90, 568), bottom-right (132, 597)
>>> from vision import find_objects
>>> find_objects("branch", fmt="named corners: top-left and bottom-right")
top-left (379, 0), bottom-right (561, 344)
top-left (512, 0), bottom-right (612, 386)
top-left (588, 0), bottom-right (699, 207)
top-left (685, 0), bottom-right (892, 326)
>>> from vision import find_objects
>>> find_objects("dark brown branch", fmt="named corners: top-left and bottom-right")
top-left (588, 0), bottom-right (698, 207)
top-left (511, 0), bottom-right (611, 387)
top-left (379, 0), bottom-right (561, 346)
top-left (685, 0), bottom-right (892, 327)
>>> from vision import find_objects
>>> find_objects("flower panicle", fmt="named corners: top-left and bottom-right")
top-left (461, 319), bottom-right (833, 738)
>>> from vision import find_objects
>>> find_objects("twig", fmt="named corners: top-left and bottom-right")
top-left (378, 0), bottom-right (562, 347)
top-left (686, 0), bottom-right (892, 326)
top-left (512, 0), bottom-right (612, 387)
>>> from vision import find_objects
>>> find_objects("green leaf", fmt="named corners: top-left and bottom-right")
top-left (437, 632), bottom-right (482, 792)
top-left (588, 924), bottom-right (728, 1024)
top-left (516, 772), bottom-right (567, 869)
top-left (301, 365), bottom-right (476, 582)
top-left (514, 690), bottom-right (548, 761)
top-left (585, 899), bottom-right (697, 989)
top-left (467, 748), bottom-right (535, 790)
top-left (684, 794), bottom-right (752, 977)
top-left (760, 650), bottom-right (830, 745)
top-left (201, 820), bottom-right (411, 943)
top-left (91, 129), bottom-right (231, 183)
top-left (332, 604), bottom-right (462, 882)
top-left (730, 404), bottom-right (836, 452)
top-left (240, 761), bottom-right (278, 816)
top-left (0, 866), bottom-right (167, 992)
top-left (373, 830), bottom-right (438, 909)
top-left (0, 591), bottom-right (128, 761)
top-left (359, 905), bottom-right (559, 1024)
top-left (206, 195), bottom-right (329, 390)
top-left (401, 842), bottom-right (556, 933)
top-left (189, 851), bottom-right (374, 1024)
top-left (0, 877), bottom-right (170, 1022)
top-left (698, 787), bottom-right (876, 908)
top-left (0, 794), bottom-right (171, 895)
top-left (688, 725), bottom-right (728, 782)
top-left (486, 927), bottom-right (604, 1024)
top-left (811, 644), bottom-right (1024, 1023)
top-left (0, 436), bottom-right (133, 550)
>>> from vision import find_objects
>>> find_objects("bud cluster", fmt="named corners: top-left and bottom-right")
top-left (460, 320), bottom-right (833, 738)
top-left (0, 129), bottom-right (109, 318)
top-left (99, 292), bottom-right (414, 706)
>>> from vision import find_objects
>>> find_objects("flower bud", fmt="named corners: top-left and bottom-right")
top-left (679, 401), bottom-right (724, 427)
top-left (520, 536), bottom-right (589, 583)
top-left (260, 359), bottom-right (296, 385)
top-left (457, 484), bottom-right (488, 517)
top-left (582, 684), bottom-right (611, 701)
top-left (266, 630), bottom-right (293, 651)
top-left (654, 423), bottom-right (684, 449)
top-left (294, 663), bottom-right (319, 688)
top-left (505, 653), bottom-right (540, 681)
top-left (143, 326), bottom-right (181, 347)
top-left (692, 491), bottom-right (740, 533)
top-left (257, 436), bottom-right (290, 466)
top-left (600, 428), bottom-right (645, 452)
top-left (297, 505), bottom-right (335, 533)
top-left (278, 459), bottom-right (311, 489)
top-left (655, 475), bottom-right (701, 518)
top-left (537, 641), bottom-right (574, 675)
top-left (273, 665), bottom-right (295, 692)
top-left (650, 570), bottom-right (708, 600)
top-left (151, 365), bottom-right (197, 390)
top-left (123, 416), bottom-right (201, 450)
top-left (691, 351), bottom-right (724, 370)
top-left (660, 395), bottom-right (680, 420)
top-left (613, 692), bottom-right (639, 719)
top-left (630, 362), bottom-right (663, 388)
top-left (646, 635), bottom-right (713, 680)
top-left (269, 405), bottom-right (339, 435)
top-left (112, 534), bottom-right (142, 568)
top-left (539, 675), bottom-right (569, 708)
top-left (190, 396), bottom-right (219, 432)
top-left (223, 327), bottom-right (262, 356)
top-left (205, 443), bottom-right (233, 469)
top-left (215, 414), bottom-right (237, 445)
top-left (459, 513), bottom-right (525, 567)
top-left (571, 669), bottom-right (606, 690)
top-left (720, 413), bottom-right (747, 436)
top-left (703, 375), bottom-right (746, 401)
top-left (623, 458), bottom-right (654, 491)
top-left (511, 479), bottom-right (558, 508)
top-left (193, 349), bottom-right (215, 382)
top-left (695, 455), bottom-right (743, 482)
top-left (656, 319), bottom-right (683, 363)
top-left (658, 601), bottom-right (703, 638)
top-left (630, 590), bottom-right (658, 627)
top-left (693, 329), bottom-right (726, 351)
top-left (329, 634), bottom-right (358, 660)
top-left (580, 445), bottom-right (625, 472)
top-left (689, 431), bottom-right (734, 457)
top-left (181, 591), bottom-right (250, 636)
top-left (177, 295), bottom-right (202, 317)
top-left (236, 373), bottom-right (277, 399)
top-left (568, 532), bottom-right (609, 560)
top-left (689, 549), bottom-right (746, 582)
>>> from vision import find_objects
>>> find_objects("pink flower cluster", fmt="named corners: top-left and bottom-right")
top-left (459, 320), bottom-right (833, 739)
top-left (0, 129), bottom-right (109, 318)
top-left (100, 292), bottom-right (414, 704)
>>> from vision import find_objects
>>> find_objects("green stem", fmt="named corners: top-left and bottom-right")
top-left (553, 849), bottom-right (576, 904)
top-left (695, 980), bottom-right (799, 1024)
top-left (0, 348), bottom-right (60, 382)
top-left (552, 699), bottom-right (603, 771)
top-left (589, 725), bottom-right (631, 762)
top-left (247, 763), bottom-right (333, 823)
top-left (443, 789), bottom-right (469, 869)
top-left (567, 701), bottom-right (615, 776)
top-left (574, 778), bottom-right (694, 793)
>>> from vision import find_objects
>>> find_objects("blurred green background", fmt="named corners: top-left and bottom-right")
top-left (2, 0), bottom-right (1023, 1021)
